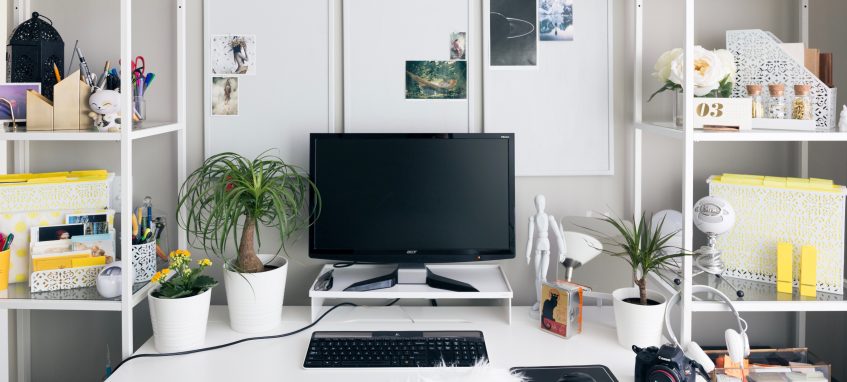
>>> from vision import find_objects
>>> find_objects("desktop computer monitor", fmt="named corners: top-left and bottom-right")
top-left (309, 133), bottom-right (515, 291)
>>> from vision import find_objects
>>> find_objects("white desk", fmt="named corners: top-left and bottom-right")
top-left (108, 306), bottom-right (635, 382)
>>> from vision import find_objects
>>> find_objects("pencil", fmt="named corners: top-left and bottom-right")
top-left (53, 63), bottom-right (62, 82)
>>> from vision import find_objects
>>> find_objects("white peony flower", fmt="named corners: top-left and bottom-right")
top-left (668, 46), bottom-right (724, 96)
top-left (653, 48), bottom-right (683, 83)
top-left (714, 49), bottom-right (737, 82)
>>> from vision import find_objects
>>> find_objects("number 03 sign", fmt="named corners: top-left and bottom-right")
top-left (693, 98), bottom-right (752, 131)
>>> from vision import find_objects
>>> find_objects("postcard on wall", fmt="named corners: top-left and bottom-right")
top-left (0, 83), bottom-right (41, 122)
top-left (489, 0), bottom-right (537, 67)
top-left (539, 0), bottom-right (574, 41)
top-left (405, 61), bottom-right (467, 100)
top-left (450, 32), bottom-right (467, 60)
top-left (212, 76), bottom-right (239, 116)
top-left (210, 34), bottom-right (257, 75)
top-left (66, 212), bottom-right (110, 235)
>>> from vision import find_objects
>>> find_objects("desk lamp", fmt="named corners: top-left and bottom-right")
top-left (559, 231), bottom-right (602, 282)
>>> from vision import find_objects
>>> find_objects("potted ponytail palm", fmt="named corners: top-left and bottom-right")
top-left (597, 213), bottom-right (688, 349)
top-left (178, 151), bottom-right (320, 333)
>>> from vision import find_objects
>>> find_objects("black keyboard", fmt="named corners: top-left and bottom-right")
top-left (303, 331), bottom-right (488, 368)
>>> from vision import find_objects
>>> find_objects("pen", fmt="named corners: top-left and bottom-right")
top-left (76, 46), bottom-right (95, 87)
top-left (53, 63), bottom-right (62, 83)
top-left (143, 196), bottom-right (153, 229)
top-left (3, 233), bottom-right (14, 251)
top-left (0, 232), bottom-right (6, 251)
top-left (143, 73), bottom-right (155, 91)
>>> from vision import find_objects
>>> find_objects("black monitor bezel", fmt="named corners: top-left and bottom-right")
top-left (308, 133), bottom-right (515, 264)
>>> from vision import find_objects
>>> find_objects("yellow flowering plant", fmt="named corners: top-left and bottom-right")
top-left (151, 249), bottom-right (218, 299)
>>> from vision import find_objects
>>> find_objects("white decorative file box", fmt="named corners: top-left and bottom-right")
top-left (0, 171), bottom-right (113, 284)
top-left (727, 29), bottom-right (837, 129)
top-left (710, 174), bottom-right (845, 294)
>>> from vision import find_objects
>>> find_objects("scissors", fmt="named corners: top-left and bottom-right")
top-left (131, 55), bottom-right (145, 82)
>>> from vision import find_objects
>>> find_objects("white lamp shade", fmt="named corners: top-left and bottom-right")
top-left (562, 231), bottom-right (602, 265)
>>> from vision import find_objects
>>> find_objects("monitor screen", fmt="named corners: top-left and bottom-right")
top-left (309, 134), bottom-right (515, 263)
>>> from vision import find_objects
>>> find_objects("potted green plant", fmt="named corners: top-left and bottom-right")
top-left (148, 249), bottom-right (217, 352)
top-left (177, 151), bottom-right (320, 333)
top-left (597, 212), bottom-right (688, 348)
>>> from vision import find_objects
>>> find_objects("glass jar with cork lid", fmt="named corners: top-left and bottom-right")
top-left (792, 84), bottom-right (813, 120)
top-left (767, 84), bottom-right (788, 119)
top-left (747, 84), bottom-right (765, 118)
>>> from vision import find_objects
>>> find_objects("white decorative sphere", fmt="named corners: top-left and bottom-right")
top-left (693, 196), bottom-right (736, 236)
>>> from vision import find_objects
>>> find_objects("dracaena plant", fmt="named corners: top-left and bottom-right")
top-left (177, 151), bottom-right (321, 273)
top-left (597, 213), bottom-right (690, 305)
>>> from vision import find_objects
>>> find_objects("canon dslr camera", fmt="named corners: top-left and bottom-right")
top-left (633, 344), bottom-right (709, 382)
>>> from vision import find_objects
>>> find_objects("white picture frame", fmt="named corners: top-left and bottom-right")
top-left (483, 0), bottom-right (614, 176)
top-left (341, 0), bottom-right (475, 133)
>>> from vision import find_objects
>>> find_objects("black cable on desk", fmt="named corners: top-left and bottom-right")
top-left (111, 302), bottom-right (358, 373)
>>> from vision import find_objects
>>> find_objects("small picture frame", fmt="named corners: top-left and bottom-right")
top-left (0, 83), bottom-right (42, 122)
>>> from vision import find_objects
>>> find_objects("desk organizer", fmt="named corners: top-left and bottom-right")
top-left (0, 170), bottom-right (112, 284)
top-left (25, 90), bottom-right (54, 131)
top-left (710, 174), bottom-right (846, 294)
top-left (30, 264), bottom-right (106, 293)
top-left (53, 70), bottom-right (94, 130)
top-left (705, 348), bottom-right (831, 382)
top-left (728, 30), bottom-right (837, 130)
top-left (130, 242), bottom-right (157, 283)
top-left (309, 264), bottom-right (514, 323)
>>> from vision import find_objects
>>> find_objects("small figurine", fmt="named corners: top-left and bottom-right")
top-left (526, 195), bottom-right (566, 311)
top-left (839, 105), bottom-right (847, 132)
top-left (88, 89), bottom-right (121, 132)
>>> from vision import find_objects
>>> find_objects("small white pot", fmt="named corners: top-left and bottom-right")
top-left (223, 254), bottom-right (288, 333)
top-left (612, 287), bottom-right (667, 349)
top-left (148, 287), bottom-right (212, 353)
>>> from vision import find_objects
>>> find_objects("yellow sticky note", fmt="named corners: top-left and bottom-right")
top-left (799, 245), bottom-right (817, 297)
top-left (71, 256), bottom-right (106, 268)
top-left (776, 242), bottom-right (793, 294)
top-left (32, 252), bottom-right (90, 272)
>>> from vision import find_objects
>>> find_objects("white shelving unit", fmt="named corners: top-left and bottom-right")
top-left (632, 0), bottom-right (847, 346)
top-left (0, 1), bottom-right (187, 381)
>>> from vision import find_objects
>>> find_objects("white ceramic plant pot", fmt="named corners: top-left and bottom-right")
top-left (148, 287), bottom-right (212, 353)
top-left (612, 287), bottom-right (667, 349)
top-left (223, 254), bottom-right (288, 333)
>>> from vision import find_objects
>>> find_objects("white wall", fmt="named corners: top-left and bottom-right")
top-left (4, 0), bottom-right (843, 380)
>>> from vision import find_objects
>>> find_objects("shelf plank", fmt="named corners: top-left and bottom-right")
top-left (0, 122), bottom-right (183, 142)
top-left (635, 121), bottom-right (847, 142)
top-left (0, 281), bottom-right (153, 311)
top-left (650, 271), bottom-right (847, 312)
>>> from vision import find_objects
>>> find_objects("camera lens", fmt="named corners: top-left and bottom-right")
top-left (647, 367), bottom-right (680, 382)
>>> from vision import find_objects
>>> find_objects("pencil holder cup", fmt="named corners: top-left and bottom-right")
top-left (0, 250), bottom-right (10, 291)
top-left (132, 242), bottom-right (157, 283)
top-left (53, 70), bottom-right (94, 130)
top-left (133, 96), bottom-right (146, 123)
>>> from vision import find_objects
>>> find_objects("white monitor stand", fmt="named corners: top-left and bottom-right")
top-left (343, 263), bottom-right (479, 292)
top-left (308, 263), bottom-right (514, 323)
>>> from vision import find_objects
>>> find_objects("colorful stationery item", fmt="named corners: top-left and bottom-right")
top-left (800, 245), bottom-right (817, 298)
top-left (776, 242), bottom-right (793, 294)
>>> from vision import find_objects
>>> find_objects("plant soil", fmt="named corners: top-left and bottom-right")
top-left (622, 297), bottom-right (662, 306)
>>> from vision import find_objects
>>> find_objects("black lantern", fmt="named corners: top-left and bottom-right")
top-left (7, 12), bottom-right (64, 100)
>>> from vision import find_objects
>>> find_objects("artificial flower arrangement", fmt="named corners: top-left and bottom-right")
top-left (649, 46), bottom-right (737, 101)
top-left (150, 249), bottom-right (218, 299)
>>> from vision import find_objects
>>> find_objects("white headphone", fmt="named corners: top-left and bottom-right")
top-left (664, 285), bottom-right (750, 372)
